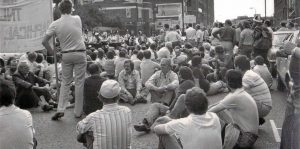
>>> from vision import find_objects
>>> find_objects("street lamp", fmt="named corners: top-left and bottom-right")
top-left (250, 7), bottom-right (256, 16)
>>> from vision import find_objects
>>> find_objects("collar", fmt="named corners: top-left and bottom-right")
top-left (0, 105), bottom-right (18, 116)
top-left (102, 103), bottom-right (119, 111)
top-left (231, 88), bottom-right (245, 95)
top-left (61, 14), bottom-right (72, 18)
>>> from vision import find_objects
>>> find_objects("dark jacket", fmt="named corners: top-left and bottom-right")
top-left (83, 75), bottom-right (106, 115)
top-left (13, 71), bottom-right (48, 92)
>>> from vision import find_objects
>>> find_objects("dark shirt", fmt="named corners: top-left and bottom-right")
top-left (13, 71), bottom-right (48, 92)
top-left (83, 75), bottom-right (106, 115)
top-left (191, 66), bottom-right (210, 93)
top-left (213, 26), bottom-right (236, 43)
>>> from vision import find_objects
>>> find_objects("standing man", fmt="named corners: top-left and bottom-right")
top-left (185, 23), bottom-right (197, 46)
top-left (213, 19), bottom-right (236, 57)
top-left (42, 0), bottom-right (87, 120)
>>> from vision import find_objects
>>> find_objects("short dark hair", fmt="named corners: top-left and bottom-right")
top-left (225, 19), bottom-right (232, 26)
top-left (225, 69), bottom-right (243, 89)
top-left (175, 24), bottom-right (180, 29)
top-left (59, 0), bottom-right (73, 14)
top-left (143, 50), bottom-right (151, 59)
top-left (137, 51), bottom-right (144, 60)
top-left (264, 20), bottom-right (271, 27)
top-left (234, 55), bottom-right (250, 71)
top-left (119, 50), bottom-right (126, 57)
top-left (87, 63), bottom-right (100, 75)
top-left (124, 60), bottom-right (134, 71)
top-left (0, 80), bottom-right (16, 107)
top-left (132, 50), bottom-right (138, 55)
top-left (254, 56), bottom-right (265, 65)
top-left (185, 87), bottom-right (208, 115)
top-left (179, 66), bottom-right (193, 81)
top-left (280, 21), bottom-right (286, 27)
top-left (90, 52), bottom-right (97, 61)
top-left (107, 51), bottom-right (114, 59)
top-left (191, 56), bottom-right (202, 67)
top-left (6, 57), bottom-right (16, 66)
top-left (243, 20), bottom-right (251, 28)
top-left (150, 43), bottom-right (157, 50)
top-left (188, 23), bottom-right (193, 27)
top-left (36, 53), bottom-right (44, 63)
top-left (164, 24), bottom-right (169, 29)
top-left (98, 49), bottom-right (105, 59)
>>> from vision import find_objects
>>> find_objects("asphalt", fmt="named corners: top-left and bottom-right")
top-left (30, 81), bottom-right (288, 149)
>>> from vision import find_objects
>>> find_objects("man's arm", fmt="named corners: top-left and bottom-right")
top-left (76, 114), bottom-right (94, 135)
top-left (154, 124), bottom-right (169, 135)
top-left (145, 71), bottom-right (159, 90)
top-left (166, 72), bottom-right (179, 91)
top-left (118, 71), bottom-right (130, 94)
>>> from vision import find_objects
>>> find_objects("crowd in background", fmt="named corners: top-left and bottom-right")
top-left (0, 1), bottom-right (299, 148)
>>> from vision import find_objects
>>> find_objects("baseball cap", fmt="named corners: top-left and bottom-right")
top-left (99, 80), bottom-right (121, 99)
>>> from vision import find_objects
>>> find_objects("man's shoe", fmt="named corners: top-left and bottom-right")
top-left (42, 105), bottom-right (53, 112)
top-left (51, 112), bottom-right (64, 121)
top-left (48, 101), bottom-right (58, 108)
top-left (259, 117), bottom-right (266, 125)
top-left (134, 124), bottom-right (150, 133)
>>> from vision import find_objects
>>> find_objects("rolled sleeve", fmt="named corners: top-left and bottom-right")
top-left (76, 114), bottom-right (94, 135)
top-left (145, 71), bottom-right (159, 90)
top-left (46, 22), bottom-right (56, 37)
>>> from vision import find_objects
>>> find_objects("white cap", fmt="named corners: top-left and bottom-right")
top-left (99, 80), bottom-right (121, 99)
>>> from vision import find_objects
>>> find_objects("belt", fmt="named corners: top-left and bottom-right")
top-left (61, 49), bottom-right (86, 53)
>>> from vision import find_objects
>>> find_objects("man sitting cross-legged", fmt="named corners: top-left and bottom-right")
top-left (119, 60), bottom-right (147, 105)
top-left (208, 69), bottom-right (259, 149)
top-left (12, 62), bottom-right (54, 112)
top-left (153, 87), bottom-right (222, 149)
top-left (145, 58), bottom-right (179, 106)
top-left (134, 67), bottom-right (195, 132)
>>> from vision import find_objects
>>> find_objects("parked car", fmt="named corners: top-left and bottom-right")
top-left (268, 30), bottom-right (300, 91)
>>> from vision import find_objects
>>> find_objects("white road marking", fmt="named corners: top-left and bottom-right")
top-left (270, 120), bottom-right (281, 143)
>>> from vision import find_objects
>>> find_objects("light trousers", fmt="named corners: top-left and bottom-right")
top-left (57, 52), bottom-right (86, 116)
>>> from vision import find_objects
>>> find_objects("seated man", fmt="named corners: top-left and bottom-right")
top-left (77, 80), bottom-right (132, 149)
top-left (119, 60), bottom-right (147, 105)
top-left (207, 45), bottom-right (234, 82)
top-left (145, 58), bottom-right (179, 105)
top-left (134, 67), bottom-right (195, 132)
top-left (0, 79), bottom-right (37, 149)
top-left (234, 55), bottom-right (272, 124)
top-left (252, 56), bottom-right (273, 88)
top-left (154, 87), bottom-right (222, 149)
top-left (83, 64), bottom-right (106, 115)
top-left (208, 69), bottom-right (259, 149)
top-left (12, 62), bottom-right (54, 111)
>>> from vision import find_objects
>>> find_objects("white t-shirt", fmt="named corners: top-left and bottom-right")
top-left (165, 113), bottom-right (222, 149)
top-left (219, 88), bottom-right (259, 134)
top-left (46, 14), bottom-right (86, 51)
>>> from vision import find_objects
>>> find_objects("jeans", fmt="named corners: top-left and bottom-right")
top-left (57, 52), bottom-right (86, 116)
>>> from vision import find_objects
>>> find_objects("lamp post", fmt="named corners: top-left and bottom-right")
top-left (250, 7), bottom-right (256, 16)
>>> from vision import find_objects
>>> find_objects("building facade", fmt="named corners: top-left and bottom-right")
top-left (79, 0), bottom-right (214, 35)
top-left (274, 0), bottom-right (300, 27)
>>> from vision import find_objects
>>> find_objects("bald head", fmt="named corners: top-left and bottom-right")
top-left (18, 62), bottom-right (30, 75)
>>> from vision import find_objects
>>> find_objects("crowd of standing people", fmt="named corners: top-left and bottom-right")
top-left (0, 0), bottom-right (300, 149)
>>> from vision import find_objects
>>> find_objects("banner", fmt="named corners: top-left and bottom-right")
top-left (0, 0), bottom-right (53, 53)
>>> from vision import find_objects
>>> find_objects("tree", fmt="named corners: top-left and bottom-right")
top-left (73, 4), bottom-right (105, 30)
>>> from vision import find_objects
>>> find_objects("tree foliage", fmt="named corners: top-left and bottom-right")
top-left (74, 4), bottom-right (123, 30)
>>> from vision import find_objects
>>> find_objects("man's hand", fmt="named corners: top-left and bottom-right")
top-left (155, 116), bottom-right (172, 124)
top-left (156, 86), bottom-right (167, 93)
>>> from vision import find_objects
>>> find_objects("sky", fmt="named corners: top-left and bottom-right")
top-left (214, 0), bottom-right (274, 22)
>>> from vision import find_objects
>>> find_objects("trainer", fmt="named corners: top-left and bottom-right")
top-left (42, 0), bottom-right (87, 120)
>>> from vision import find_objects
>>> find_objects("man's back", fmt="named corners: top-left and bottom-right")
top-left (186, 27), bottom-right (196, 40)
top-left (77, 104), bottom-right (132, 149)
top-left (0, 105), bottom-right (34, 149)
top-left (220, 88), bottom-right (259, 134)
top-left (46, 15), bottom-right (85, 51)
top-left (165, 113), bottom-right (222, 149)
top-left (165, 31), bottom-right (181, 42)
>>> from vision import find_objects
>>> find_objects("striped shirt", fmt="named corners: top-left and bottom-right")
top-left (77, 103), bottom-right (132, 149)
top-left (243, 70), bottom-right (272, 107)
